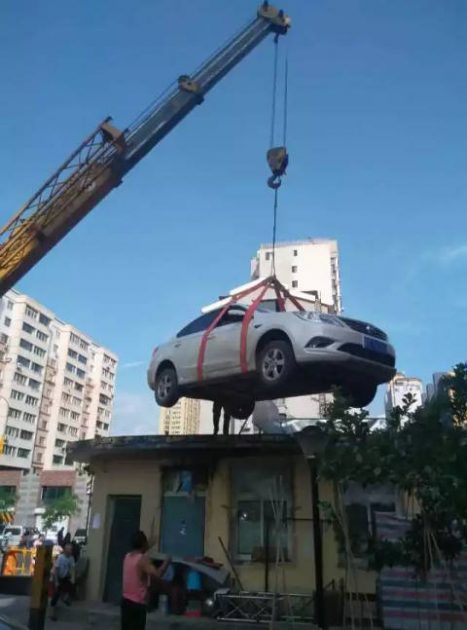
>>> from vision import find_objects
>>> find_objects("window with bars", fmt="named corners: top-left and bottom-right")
top-left (25, 306), bottom-right (38, 319)
top-left (13, 373), bottom-right (27, 386)
top-left (10, 390), bottom-right (24, 401)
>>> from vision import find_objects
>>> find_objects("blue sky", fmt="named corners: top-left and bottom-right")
top-left (1, 1), bottom-right (466, 433)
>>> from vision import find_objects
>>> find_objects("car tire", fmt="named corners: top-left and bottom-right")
top-left (155, 365), bottom-right (179, 407)
top-left (257, 339), bottom-right (295, 389)
top-left (224, 399), bottom-right (255, 420)
top-left (344, 383), bottom-right (377, 408)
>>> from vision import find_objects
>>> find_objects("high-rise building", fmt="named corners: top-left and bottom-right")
top-left (251, 239), bottom-right (341, 313)
top-left (0, 289), bottom-right (118, 530)
top-left (160, 398), bottom-right (200, 435)
top-left (251, 239), bottom-right (342, 418)
top-left (385, 373), bottom-right (424, 414)
top-left (426, 371), bottom-right (452, 401)
top-left (0, 290), bottom-right (117, 471)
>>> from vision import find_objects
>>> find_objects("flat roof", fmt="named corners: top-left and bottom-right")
top-left (67, 433), bottom-right (301, 464)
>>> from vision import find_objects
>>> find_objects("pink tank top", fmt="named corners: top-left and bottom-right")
top-left (122, 552), bottom-right (147, 604)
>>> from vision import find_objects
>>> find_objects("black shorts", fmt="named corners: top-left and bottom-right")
top-left (121, 597), bottom-right (146, 630)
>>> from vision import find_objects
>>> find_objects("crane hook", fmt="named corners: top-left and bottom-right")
top-left (266, 146), bottom-right (288, 189)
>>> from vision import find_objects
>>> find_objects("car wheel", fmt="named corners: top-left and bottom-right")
top-left (155, 365), bottom-right (179, 407)
top-left (344, 383), bottom-right (377, 408)
top-left (224, 399), bottom-right (255, 420)
top-left (257, 339), bottom-right (295, 389)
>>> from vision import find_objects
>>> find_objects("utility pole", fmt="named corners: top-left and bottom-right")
top-left (295, 425), bottom-right (328, 630)
top-left (309, 456), bottom-right (325, 629)
top-left (28, 544), bottom-right (52, 630)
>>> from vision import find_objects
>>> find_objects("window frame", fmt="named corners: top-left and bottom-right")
top-left (176, 310), bottom-right (221, 338)
top-left (230, 459), bottom-right (294, 563)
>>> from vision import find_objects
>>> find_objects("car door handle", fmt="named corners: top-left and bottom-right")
top-left (254, 324), bottom-right (262, 329)
top-left (174, 342), bottom-right (181, 348)
top-left (208, 334), bottom-right (216, 340)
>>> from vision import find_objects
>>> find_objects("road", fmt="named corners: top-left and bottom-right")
top-left (0, 594), bottom-right (94, 629)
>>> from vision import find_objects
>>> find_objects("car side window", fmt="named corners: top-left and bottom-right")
top-left (177, 310), bottom-right (220, 338)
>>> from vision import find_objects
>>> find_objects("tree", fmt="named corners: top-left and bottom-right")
top-left (0, 487), bottom-right (17, 513)
top-left (319, 364), bottom-right (467, 574)
top-left (42, 493), bottom-right (81, 530)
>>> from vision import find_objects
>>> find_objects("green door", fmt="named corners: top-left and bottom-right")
top-left (103, 495), bottom-right (142, 603)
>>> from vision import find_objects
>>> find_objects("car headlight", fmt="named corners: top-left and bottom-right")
top-left (318, 313), bottom-right (345, 327)
top-left (293, 312), bottom-right (344, 326)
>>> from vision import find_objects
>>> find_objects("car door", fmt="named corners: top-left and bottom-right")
top-left (202, 306), bottom-right (247, 378)
top-left (174, 310), bottom-right (219, 385)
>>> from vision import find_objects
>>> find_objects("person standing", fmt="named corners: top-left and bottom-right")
top-left (121, 530), bottom-right (171, 630)
top-left (212, 401), bottom-right (231, 435)
top-left (57, 527), bottom-right (64, 549)
top-left (50, 542), bottom-right (75, 620)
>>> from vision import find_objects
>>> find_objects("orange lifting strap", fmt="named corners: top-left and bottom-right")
top-left (196, 276), bottom-right (305, 381)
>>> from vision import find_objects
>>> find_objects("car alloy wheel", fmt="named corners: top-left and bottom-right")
top-left (262, 348), bottom-right (286, 382)
top-left (257, 339), bottom-right (295, 389)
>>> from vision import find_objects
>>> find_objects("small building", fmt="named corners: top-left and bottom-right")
top-left (69, 433), bottom-right (398, 610)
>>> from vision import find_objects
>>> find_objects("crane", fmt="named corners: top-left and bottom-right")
top-left (0, 3), bottom-right (290, 297)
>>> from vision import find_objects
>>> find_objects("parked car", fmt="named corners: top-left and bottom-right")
top-left (148, 306), bottom-right (396, 418)
top-left (74, 528), bottom-right (87, 546)
top-left (1, 526), bottom-right (38, 549)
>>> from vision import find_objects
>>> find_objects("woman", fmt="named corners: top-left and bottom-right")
top-left (121, 530), bottom-right (171, 630)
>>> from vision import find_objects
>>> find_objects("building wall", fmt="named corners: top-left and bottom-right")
top-left (160, 398), bottom-right (201, 435)
top-left (3, 467), bottom-right (88, 532)
top-left (385, 373), bottom-right (424, 414)
top-left (0, 289), bottom-right (118, 471)
top-left (86, 459), bottom-right (162, 600)
top-left (251, 239), bottom-right (341, 314)
top-left (85, 453), bottom-right (377, 602)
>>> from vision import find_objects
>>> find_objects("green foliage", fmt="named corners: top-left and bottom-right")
top-left (319, 365), bottom-right (467, 573)
top-left (42, 493), bottom-right (81, 530)
top-left (0, 487), bottom-right (17, 512)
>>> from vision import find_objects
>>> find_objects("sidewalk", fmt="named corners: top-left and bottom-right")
top-left (0, 594), bottom-right (318, 629)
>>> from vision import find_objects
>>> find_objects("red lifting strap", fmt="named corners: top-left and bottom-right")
top-left (196, 278), bottom-right (269, 382)
top-left (240, 283), bottom-right (269, 374)
top-left (196, 276), bottom-right (306, 382)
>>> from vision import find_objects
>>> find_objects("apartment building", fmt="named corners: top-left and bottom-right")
top-left (0, 290), bottom-right (117, 471)
top-left (250, 239), bottom-right (342, 419)
top-left (0, 289), bottom-right (118, 528)
top-left (385, 373), bottom-right (424, 415)
top-left (160, 398), bottom-right (200, 435)
top-left (426, 371), bottom-right (452, 401)
top-left (251, 239), bottom-right (342, 313)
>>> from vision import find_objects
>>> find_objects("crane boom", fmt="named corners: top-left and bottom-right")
top-left (0, 3), bottom-right (290, 297)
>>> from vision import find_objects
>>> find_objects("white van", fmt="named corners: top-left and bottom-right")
top-left (2, 526), bottom-right (31, 548)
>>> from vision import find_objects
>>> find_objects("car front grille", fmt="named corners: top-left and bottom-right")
top-left (339, 343), bottom-right (395, 367)
top-left (339, 317), bottom-right (387, 341)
